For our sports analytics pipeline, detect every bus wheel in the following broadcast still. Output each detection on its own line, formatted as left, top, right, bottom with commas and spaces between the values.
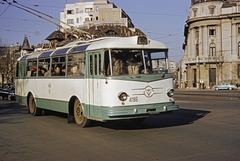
73, 99, 89, 127
28, 95, 41, 116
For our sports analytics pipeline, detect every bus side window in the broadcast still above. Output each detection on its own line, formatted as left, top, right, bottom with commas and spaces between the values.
104, 51, 110, 76
94, 54, 98, 75
51, 56, 65, 76
38, 59, 49, 77
67, 53, 85, 77
27, 61, 37, 77
90, 55, 93, 75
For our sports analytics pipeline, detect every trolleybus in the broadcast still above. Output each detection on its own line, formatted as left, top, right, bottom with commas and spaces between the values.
15, 36, 179, 127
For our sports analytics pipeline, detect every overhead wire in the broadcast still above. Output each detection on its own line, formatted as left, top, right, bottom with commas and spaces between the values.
12, 0, 89, 35
0, 3, 10, 16
1, 0, 90, 39
2, 0, 61, 28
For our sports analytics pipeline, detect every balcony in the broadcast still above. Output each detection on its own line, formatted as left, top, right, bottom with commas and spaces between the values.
191, 0, 223, 5
184, 56, 224, 64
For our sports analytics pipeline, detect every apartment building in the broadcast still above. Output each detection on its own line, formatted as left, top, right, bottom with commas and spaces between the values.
60, 0, 134, 29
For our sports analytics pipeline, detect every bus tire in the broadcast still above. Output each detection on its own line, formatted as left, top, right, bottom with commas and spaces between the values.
73, 98, 89, 127
28, 94, 41, 116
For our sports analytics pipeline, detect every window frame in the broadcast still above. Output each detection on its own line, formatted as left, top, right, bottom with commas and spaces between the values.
209, 42, 216, 57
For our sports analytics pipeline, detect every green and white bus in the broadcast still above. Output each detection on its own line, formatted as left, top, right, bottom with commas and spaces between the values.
15, 36, 179, 127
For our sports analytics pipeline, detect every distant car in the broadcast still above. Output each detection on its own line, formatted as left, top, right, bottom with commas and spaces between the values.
213, 82, 237, 90
0, 83, 15, 100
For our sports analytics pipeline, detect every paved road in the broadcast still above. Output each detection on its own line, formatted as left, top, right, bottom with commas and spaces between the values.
0, 91, 240, 161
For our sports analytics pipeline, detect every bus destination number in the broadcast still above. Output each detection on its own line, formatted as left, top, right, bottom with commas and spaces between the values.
129, 97, 138, 102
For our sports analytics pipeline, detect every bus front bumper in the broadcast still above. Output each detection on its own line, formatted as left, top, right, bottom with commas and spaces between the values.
100, 102, 179, 121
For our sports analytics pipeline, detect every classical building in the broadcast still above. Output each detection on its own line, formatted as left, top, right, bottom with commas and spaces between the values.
182, 0, 240, 89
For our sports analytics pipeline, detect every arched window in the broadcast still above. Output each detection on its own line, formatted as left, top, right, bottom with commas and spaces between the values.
238, 42, 240, 56
209, 43, 216, 57
105, 30, 118, 37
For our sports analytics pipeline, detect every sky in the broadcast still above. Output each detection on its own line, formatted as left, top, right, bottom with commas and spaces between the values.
0, 0, 191, 62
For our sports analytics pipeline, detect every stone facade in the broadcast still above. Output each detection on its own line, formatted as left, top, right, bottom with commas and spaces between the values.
0, 36, 33, 85
0, 45, 21, 86
182, 0, 240, 89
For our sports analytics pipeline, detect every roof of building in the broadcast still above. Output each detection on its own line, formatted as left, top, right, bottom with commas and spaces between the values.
22, 36, 33, 51
45, 30, 65, 41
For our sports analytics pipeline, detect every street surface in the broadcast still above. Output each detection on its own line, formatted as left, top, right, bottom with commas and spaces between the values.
0, 90, 240, 161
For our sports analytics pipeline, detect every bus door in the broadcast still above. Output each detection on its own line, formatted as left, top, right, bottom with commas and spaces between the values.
87, 51, 102, 118
16, 61, 27, 104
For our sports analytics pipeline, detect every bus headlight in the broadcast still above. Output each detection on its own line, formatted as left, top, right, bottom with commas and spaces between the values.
118, 92, 128, 101
167, 89, 174, 97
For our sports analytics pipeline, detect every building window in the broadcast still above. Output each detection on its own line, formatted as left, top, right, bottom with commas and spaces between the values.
209, 8, 214, 14
238, 5, 240, 12
96, 6, 99, 12
196, 44, 199, 57
67, 10, 74, 14
208, 5, 216, 15
192, 8, 198, 18
209, 43, 216, 57
195, 27, 199, 38
96, 16, 98, 21
76, 18, 79, 23
238, 64, 240, 78
238, 24, 240, 34
67, 19, 74, 24
238, 42, 240, 56
209, 26, 216, 36
85, 8, 93, 13
194, 10, 197, 17
85, 17, 90, 21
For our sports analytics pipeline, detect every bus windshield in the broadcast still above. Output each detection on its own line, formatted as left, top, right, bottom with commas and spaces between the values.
104, 49, 170, 76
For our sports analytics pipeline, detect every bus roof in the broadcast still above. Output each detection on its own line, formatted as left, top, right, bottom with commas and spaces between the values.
19, 36, 168, 60
85, 36, 168, 51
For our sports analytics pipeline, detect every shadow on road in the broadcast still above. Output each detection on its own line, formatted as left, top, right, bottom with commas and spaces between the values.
88, 108, 211, 130
0, 100, 27, 115
0, 100, 211, 130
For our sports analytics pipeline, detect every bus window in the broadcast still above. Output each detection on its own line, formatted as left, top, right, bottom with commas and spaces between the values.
105, 50, 143, 76
94, 55, 98, 75
144, 50, 170, 74
89, 55, 93, 75
67, 53, 85, 76
38, 59, 50, 76
15, 61, 19, 78
99, 54, 101, 75
52, 56, 66, 76
27, 60, 37, 77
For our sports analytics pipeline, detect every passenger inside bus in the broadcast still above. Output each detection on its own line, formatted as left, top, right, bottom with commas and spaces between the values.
37, 66, 47, 76
44, 67, 51, 76
52, 66, 64, 76
108, 54, 122, 76
40, 67, 47, 76
31, 66, 37, 76
126, 54, 142, 74
69, 65, 78, 76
